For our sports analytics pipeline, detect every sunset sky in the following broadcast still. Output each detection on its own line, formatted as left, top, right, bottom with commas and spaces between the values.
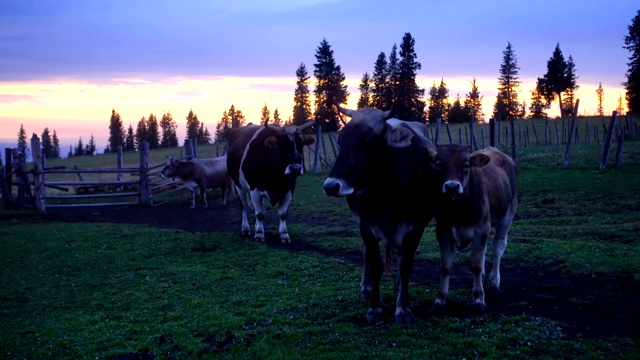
0, 0, 637, 155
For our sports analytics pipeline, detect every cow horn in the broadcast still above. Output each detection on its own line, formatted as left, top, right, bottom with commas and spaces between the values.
265, 124, 282, 132
297, 120, 315, 131
333, 101, 355, 118
382, 109, 393, 120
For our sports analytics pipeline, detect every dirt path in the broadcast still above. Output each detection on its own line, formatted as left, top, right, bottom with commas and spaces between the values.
44, 200, 640, 340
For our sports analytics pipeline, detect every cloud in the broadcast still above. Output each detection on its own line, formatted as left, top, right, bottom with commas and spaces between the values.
0, 94, 41, 103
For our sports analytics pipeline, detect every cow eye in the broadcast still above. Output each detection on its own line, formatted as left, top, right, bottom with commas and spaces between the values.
434, 160, 443, 171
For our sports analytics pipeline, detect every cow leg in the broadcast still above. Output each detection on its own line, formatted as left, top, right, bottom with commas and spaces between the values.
360, 227, 384, 325
277, 191, 293, 243
200, 185, 208, 209
487, 213, 513, 293
395, 230, 421, 325
220, 185, 227, 206
188, 186, 197, 210
470, 230, 489, 313
236, 186, 251, 235
433, 224, 455, 314
250, 190, 266, 242
359, 241, 372, 299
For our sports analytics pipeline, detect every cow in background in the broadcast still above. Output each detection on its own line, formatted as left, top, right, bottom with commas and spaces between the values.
160, 156, 234, 209
323, 105, 437, 325
227, 121, 315, 243
427, 144, 518, 313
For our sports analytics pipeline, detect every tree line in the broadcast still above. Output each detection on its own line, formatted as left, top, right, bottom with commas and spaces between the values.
15, 10, 640, 157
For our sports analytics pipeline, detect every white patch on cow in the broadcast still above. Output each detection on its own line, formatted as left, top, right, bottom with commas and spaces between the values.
323, 177, 353, 196
238, 126, 266, 192
236, 185, 251, 234
394, 222, 414, 246
278, 190, 293, 243
250, 189, 269, 241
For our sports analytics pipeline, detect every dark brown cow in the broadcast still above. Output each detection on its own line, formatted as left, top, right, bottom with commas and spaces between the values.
226, 122, 315, 243
323, 105, 437, 325
427, 144, 518, 313
160, 156, 233, 209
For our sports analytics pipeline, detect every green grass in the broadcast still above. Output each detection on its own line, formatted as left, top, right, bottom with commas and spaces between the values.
2, 137, 640, 358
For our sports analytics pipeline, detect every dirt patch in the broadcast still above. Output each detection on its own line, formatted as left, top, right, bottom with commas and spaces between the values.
43, 199, 640, 340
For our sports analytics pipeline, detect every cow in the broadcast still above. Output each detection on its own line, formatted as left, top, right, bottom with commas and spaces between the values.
226, 121, 315, 243
160, 156, 234, 209
322, 105, 437, 325
427, 144, 518, 313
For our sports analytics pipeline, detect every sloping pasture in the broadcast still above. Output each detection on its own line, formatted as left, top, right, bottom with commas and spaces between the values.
1, 142, 639, 359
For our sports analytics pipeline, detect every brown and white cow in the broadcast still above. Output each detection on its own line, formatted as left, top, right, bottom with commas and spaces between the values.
160, 156, 234, 209
226, 121, 315, 243
323, 105, 437, 325
427, 144, 518, 313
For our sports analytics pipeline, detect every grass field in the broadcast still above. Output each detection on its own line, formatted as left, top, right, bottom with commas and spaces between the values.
1, 124, 640, 359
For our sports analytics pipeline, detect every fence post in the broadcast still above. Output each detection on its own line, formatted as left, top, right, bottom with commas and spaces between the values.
470, 114, 479, 151
30, 134, 46, 211
117, 146, 123, 182
139, 141, 150, 205
562, 99, 580, 168
509, 117, 516, 162
445, 122, 453, 144
600, 111, 619, 169
12, 148, 32, 208
313, 125, 322, 174
489, 118, 495, 147
0, 151, 12, 209
614, 127, 625, 168
4, 148, 12, 197
435, 118, 441, 144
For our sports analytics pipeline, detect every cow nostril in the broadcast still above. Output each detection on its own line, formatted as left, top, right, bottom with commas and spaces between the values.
323, 182, 340, 195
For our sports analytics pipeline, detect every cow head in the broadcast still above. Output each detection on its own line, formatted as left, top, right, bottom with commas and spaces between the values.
160, 156, 180, 178
323, 105, 417, 197
429, 144, 490, 200
264, 121, 315, 177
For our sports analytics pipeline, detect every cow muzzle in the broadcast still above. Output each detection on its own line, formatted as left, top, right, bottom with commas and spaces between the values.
285, 163, 304, 176
442, 180, 463, 199
323, 177, 353, 197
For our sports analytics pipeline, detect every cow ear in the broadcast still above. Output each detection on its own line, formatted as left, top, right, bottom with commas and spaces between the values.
385, 127, 413, 148
264, 136, 278, 149
470, 153, 490, 168
303, 135, 315, 146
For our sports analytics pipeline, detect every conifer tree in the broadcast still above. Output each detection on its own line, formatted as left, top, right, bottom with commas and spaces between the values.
74, 137, 84, 157
596, 83, 605, 116
41, 127, 54, 159
561, 55, 579, 117
160, 112, 179, 147
185, 109, 200, 141
428, 79, 449, 123
108, 109, 125, 153
292, 63, 313, 126
313, 38, 349, 132
17, 124, 27, 155
529, 78, 551, 118
447, 95, 467, 123
495, 42, 521, 119
540, 43, 572, 116
215, 110, 231, 143
272, 108, 282, 126
84, 135, 96, 156
135, 117, 147, 150
52, 130, 61, 159
260, 103, 270, 124
146, 113, 160, 148
395, 32, 426, 122
67, 145, 73, 158
386, 44, 399, 111
197, 123, 211, 144
357, 72, 372, 108
126, 124, 136, 151
624, 10, 640, 114
370, 52, 389, 109
464, 78, 484, 121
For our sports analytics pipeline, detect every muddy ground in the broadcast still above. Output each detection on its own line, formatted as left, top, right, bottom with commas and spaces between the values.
40, 198, 640, 341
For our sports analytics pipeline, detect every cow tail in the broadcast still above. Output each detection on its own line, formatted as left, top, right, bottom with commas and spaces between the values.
385, 245, 392, 273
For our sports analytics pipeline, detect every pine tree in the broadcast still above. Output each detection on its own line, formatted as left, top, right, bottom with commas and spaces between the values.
41, 127, 53, 159
370, 52, 389, 109
197, 123, 211, 144
617, 94, 626, 115
464, 78, 484, 121
74, 137, 84, 156
108, 109, 125, 153
134, 117, 147, 150
84, 135, 96, 156
313, 38, 349, 132
428, 79, 450, 123
17, 124, 27, 155
52, 130, 61, 159
272, 108, 282, 126
185, 109, 200, 141
624, 10, 640, 114
260, 103, 271, 125
357, 72, 372, 108
229, 105, 246, 129
146, 113, 160, 148
495, 42, 521, 119
386, 44, 399, 111
125, 124, 136, 151
529, 78, 551, 118
561, 55, 579, 117
67, 145, 73, 158
215, 110, 231, 143
596, 83, 605, 116
160, 112, 178, 147
540, 43, 572, 116
447, 95, 467, 124
395, 32, 426, 122
292, 63, 313, 127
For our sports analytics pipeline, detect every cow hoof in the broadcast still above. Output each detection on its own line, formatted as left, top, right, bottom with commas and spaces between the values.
395, 308, 414, 325
486, 286, 501, 298
365, 308, 384, 325
431, 302, 446, 316
472, 302, 487, 315
280, 234, 291, 244
253, 233, 265, 242
241, 230, 251, 237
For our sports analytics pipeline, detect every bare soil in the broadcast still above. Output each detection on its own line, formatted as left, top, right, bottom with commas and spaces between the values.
42, 199, 640, 340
